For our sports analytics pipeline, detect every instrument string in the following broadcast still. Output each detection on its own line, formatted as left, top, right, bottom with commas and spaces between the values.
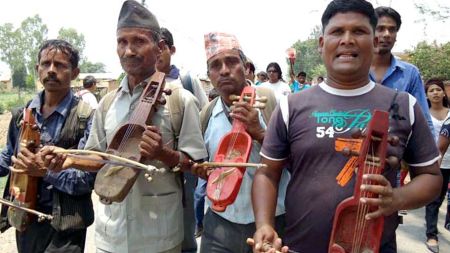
117, 82, 162, 154
214, 92, 255, 200
116, 84, 154, 153
352, 135, 376, 253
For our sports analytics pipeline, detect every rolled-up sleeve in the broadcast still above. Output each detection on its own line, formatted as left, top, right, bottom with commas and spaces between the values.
0, 114, 19, 177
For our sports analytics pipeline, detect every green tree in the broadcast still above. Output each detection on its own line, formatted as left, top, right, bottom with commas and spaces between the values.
20, 15, 48, 88
0, 15, 47, 90
57, 27, 86, 60
288, 25, 323, 81
0, 23, 25, 82
12, 64, 27, 90
408, 41, 450, 81
80, 61, 106, 73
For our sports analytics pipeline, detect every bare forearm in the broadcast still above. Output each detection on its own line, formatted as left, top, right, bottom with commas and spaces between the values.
395, 169, 442, 210
253, 172, 279, 228
63, 154, 104, 172
252, 159, 284, 229
158, 147, 184, 169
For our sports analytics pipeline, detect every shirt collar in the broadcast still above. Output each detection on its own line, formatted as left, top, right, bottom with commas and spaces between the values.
319, 80, 375, 97
211, 97, 229, 118
119, 74, 154, 94
29, 90, 74, 118
167, 65, 180, 79
390, 55, 406, 71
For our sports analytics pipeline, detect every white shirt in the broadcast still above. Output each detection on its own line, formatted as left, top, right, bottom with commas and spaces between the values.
76, 89, 98, 109
260, 80, 291, 104
85, 75, 207, 253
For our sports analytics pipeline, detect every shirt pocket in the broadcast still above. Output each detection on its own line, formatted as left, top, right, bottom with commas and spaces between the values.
134, 192, 183, 242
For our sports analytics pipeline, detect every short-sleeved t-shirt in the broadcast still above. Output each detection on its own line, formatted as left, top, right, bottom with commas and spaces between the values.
261, 81, 439, 253
439, 117, 450, 169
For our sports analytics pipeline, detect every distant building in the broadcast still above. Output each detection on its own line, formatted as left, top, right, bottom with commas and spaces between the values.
0, 71, 13, 91
35, 72, 119, 98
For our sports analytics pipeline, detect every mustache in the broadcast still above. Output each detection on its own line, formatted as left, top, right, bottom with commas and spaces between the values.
120, 56, 143, 64
43, 76, 60, 83
217, 77, 234, 84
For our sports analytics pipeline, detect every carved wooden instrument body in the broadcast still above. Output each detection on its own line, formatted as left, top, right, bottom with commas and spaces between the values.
328, 110, 389, 253
94, 72, 167, 204
8, 108, 40, 231
206, 86, 255, 212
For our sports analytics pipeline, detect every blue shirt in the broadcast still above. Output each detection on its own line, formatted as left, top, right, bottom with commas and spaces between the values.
369, 56, 435, 137
204, 97, 289, 224
290, 80, 311, 93
0, 90, 94, 208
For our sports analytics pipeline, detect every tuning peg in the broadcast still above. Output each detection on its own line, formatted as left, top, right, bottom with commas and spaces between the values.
144, 173, 153, 182
253, 104, 266, 109
230, 94, 259, 102
341, 147, 359, 157
255, 96, 268, 103
350, 128, 365, 139
385, 156, 400, 169
388, 136, 400, 146
157, 97, 167, 105
163, 89, 172, 96
229, 94, 240, 101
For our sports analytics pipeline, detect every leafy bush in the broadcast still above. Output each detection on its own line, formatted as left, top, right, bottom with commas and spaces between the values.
0, 103, 4, 115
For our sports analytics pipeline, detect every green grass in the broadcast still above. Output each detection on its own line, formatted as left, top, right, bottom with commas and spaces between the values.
0, 90, 35, 114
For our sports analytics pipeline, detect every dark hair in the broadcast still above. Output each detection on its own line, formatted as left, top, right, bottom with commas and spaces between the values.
38, 39, 80, 68
83, 75, 97, 88
266, 62, 283, 81
425, 78, 449, 108
318, 76, 324, 81
160, 27, 174, 47
297, 71, 306, 77
321, 0, 377, 32
375, 6, 402, 31
245, 61, 255, 74
257, 71, 267, 78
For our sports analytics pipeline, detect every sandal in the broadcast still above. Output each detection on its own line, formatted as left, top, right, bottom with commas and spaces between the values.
425, 238, 439, 253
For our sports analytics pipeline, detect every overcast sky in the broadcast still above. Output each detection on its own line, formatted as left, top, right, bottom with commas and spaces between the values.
0, 0, 449, 77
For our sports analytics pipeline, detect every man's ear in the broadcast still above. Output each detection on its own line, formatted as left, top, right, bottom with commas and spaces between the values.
71, 67, 80, 80
157, 39, 165, 55
318, 36, 324, 55
170, 45, 176, 55
373, 35, 379, 49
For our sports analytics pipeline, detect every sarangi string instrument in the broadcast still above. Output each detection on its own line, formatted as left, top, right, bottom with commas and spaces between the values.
7, 108, 43, 231
328, 110, 399, 253
206, 86, 260, 212
94, 72, 171, 204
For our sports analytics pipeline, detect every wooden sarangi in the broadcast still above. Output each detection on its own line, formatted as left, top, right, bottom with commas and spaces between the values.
328, 110, 389, 253
94, 72, 169, 204
206, 86, 256, 212
7, 108, 41, 231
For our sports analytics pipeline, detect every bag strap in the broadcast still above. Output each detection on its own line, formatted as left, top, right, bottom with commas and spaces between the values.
199, 97, 219, 136
165, 81, 184, 149
99, 88, 120, 124
180, 72, 194, 94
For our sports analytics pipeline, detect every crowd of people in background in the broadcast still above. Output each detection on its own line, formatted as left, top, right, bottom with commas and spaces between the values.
0, 0, 449, 253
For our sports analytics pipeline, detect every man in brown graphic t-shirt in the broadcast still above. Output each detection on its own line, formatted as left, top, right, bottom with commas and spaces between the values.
250, 1, 442, 253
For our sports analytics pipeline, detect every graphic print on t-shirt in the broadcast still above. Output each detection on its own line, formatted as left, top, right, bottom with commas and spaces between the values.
311, 109, 372, 138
